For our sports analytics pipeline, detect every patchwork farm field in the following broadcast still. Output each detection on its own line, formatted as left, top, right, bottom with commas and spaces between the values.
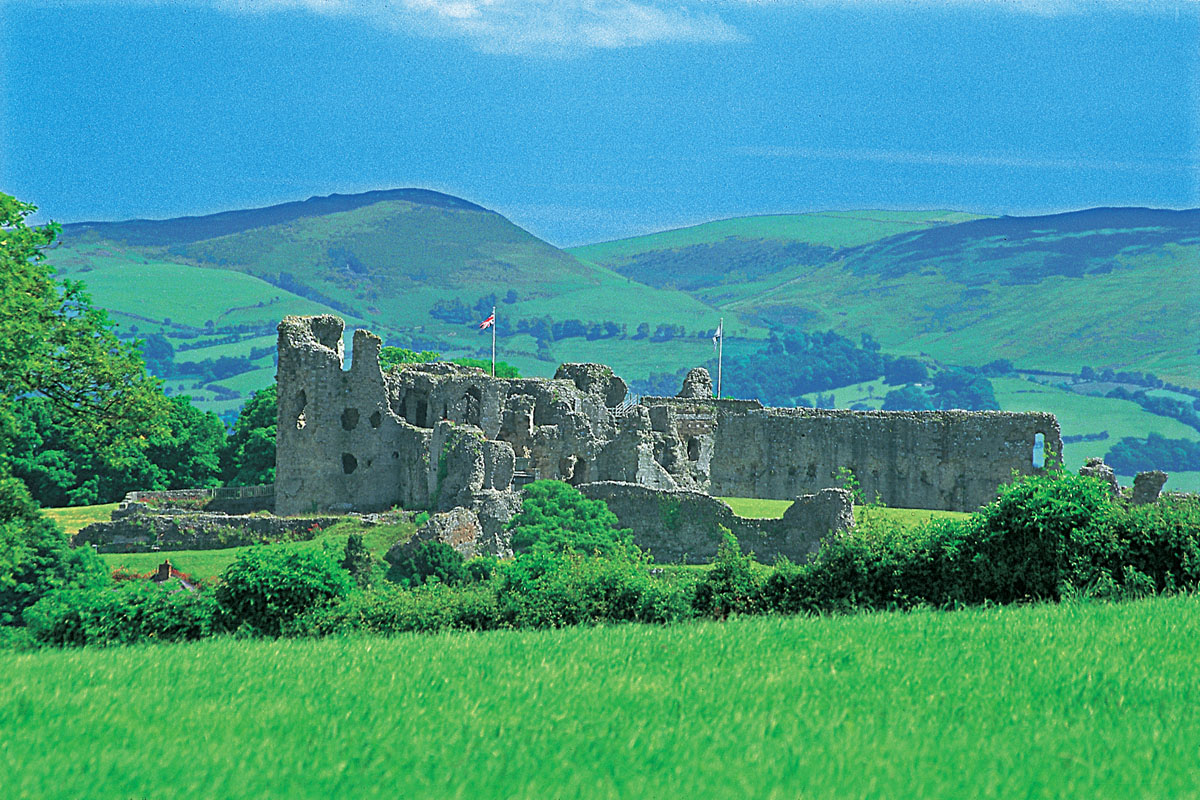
4, 595, 1198, 799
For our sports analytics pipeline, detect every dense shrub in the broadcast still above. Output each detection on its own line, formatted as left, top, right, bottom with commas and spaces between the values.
965, 471, 1118, 602
1105, 494, 1200, 593
0, 469, 108, 625
291, 582, 503, 636
215, 547, 353, 636
757, 472, 1129, 612
23, 582, 219, 646
340, 533, 377, 589
508, 481, 637, 559
497, 551, 691, 628
692, 532, 764, 618
386, 540, 468, 587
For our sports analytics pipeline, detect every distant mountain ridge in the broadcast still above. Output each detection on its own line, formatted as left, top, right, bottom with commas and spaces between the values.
60, 188, 489, 247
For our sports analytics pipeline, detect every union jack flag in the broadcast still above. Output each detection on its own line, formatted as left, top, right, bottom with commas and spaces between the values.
479, 313, 495, 330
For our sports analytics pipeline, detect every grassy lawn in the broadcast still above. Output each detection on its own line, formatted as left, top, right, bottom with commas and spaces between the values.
3, 595, 1197, 798
42, 503, 118, 535
718, 497, 971, 525
97, 518, 414, 580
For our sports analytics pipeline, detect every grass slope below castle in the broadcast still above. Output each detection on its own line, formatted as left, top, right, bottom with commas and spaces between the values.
4, 595, 1198, 799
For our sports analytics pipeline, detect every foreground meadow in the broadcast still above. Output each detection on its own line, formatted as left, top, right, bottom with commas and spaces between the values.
4, 594, 1198, 799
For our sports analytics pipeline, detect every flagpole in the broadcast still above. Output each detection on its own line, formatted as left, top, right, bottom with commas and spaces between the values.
717, 317, 723, 399
491, 306, 496, 377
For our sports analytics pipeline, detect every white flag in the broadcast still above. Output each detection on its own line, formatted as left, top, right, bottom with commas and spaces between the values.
712, 322, 723, 351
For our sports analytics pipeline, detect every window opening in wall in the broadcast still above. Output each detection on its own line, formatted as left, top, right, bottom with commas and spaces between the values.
370, 411, 382, 428
687, 436, 700, 462
414, 398, 428, 426
342, 453, 358, 474
1032, 432, 1045, 469
342, 408, 360, 431
295, 390, 308, 430
569, 457, 589, 486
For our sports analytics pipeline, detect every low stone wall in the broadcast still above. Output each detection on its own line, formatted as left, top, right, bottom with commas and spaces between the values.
74, 511, 343, 553
579, 481, 853, 564
124, 486, 275, 515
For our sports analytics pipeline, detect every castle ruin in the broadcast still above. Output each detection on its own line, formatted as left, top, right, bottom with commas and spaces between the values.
275, 315, 1062, 561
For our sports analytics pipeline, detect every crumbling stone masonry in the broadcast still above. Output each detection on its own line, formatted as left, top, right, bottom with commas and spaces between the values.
274, 316, 1064, 525
579, 482, 854, 564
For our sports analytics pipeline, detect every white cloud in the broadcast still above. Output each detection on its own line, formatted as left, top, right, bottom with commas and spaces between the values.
208, 0, 745, 54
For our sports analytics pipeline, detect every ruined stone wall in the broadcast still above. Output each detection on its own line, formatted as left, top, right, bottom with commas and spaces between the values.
274, 317, 1062, 518
579, 481, 853, 564
276, 316, 434, 515
75, 511, 342, 553
710, 408, 1062, 512
274, 317, 670, 515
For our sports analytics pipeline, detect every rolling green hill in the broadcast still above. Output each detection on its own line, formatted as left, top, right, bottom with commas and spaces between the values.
571, 207, 1200, 389
51, 189, 730, 419
46, 191, 1200, 483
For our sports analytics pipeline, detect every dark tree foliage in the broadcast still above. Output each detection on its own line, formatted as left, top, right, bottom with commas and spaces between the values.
884, 356, 928, 385
341, 533, 376, 589
717, 329, 884, 406
220, 385, 277, 487
386, 540, 468, 587
928, 368, 999, 410
140, 333, 175, 378
0, 467, 108, 626
1106, 433, 1200, 474
4, 394, 224, 507
215, 547, 352, 636
882, 384, 935, 411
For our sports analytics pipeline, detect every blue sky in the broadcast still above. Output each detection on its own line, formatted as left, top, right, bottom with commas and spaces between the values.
1, 0, 1197, 245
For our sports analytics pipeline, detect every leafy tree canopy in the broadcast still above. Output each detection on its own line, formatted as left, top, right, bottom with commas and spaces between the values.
508, 480, 637, 560
0, 193, 167, 459
220, 385, 277, 487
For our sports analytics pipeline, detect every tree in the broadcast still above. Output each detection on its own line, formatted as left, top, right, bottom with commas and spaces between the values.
884, 356, 928, 385
0, 467, 108, 625
0, 193, 167, 458
507, 480, 636, 560
379, 347, 440, 371
882, 385, 935, 411
221, 386, 277, 486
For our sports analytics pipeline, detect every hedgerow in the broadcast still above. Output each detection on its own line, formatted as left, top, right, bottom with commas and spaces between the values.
6, 474, 1199, 648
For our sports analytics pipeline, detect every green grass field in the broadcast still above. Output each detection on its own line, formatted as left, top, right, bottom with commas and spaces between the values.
42, 504, 118, 535
95, 518, 414, 580
3, 595, 1197, 798
718, 497, 972, 526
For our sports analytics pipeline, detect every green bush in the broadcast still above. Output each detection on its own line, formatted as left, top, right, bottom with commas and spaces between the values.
964, 471, 1119, 602
291, 583, 503, 636
216, 547, 353, 636
386, 540, 468, 587
0, 469, 108, 626
340, 533, 376, 589
692, 532, 764, 618
23, 583, 219, 647
498, 551, 691, 629
508, 480, 638, 560
1106, 494, 1200, 593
